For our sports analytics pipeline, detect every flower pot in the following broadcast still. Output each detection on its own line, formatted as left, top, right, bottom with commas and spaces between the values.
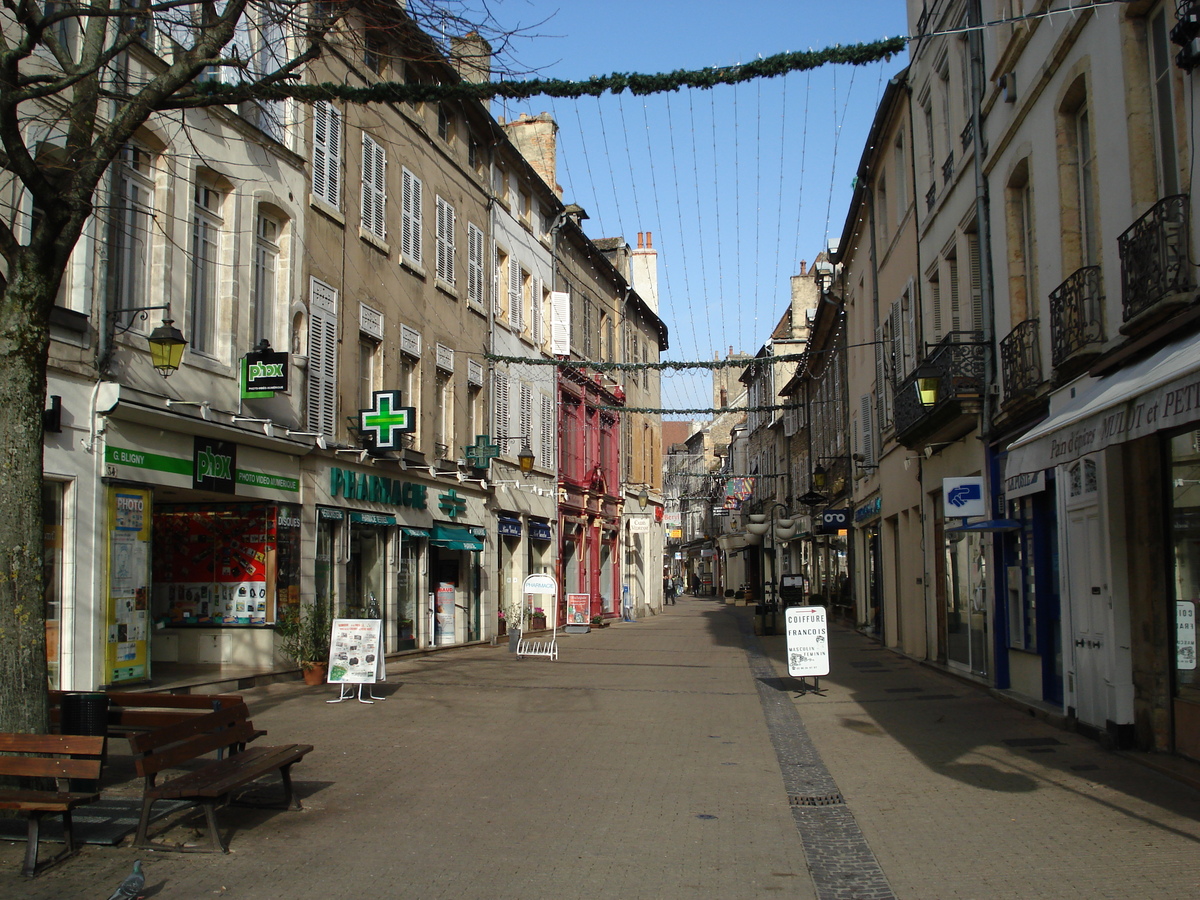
498, 618, 507, 636
530, 616, 547, 630
301, 662, 328, 685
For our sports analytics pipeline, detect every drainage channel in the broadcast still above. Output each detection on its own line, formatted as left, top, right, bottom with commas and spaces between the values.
736, 610, 896, 900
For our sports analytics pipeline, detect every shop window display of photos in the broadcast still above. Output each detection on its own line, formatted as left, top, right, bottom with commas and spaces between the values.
153, 503, 301, 626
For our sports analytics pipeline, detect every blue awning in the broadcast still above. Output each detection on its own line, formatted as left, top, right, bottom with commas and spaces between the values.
945, 519, 1021, 533
529, 521, 552, 541
498, 516, 522, 537
430, 524, 484, 551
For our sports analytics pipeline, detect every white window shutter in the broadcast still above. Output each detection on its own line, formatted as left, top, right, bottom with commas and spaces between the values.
492, 372, 509, 437
540, 394, 554, 468
313, 102, 341, 209
307, 278, 339, 438
361, 134, 385, 240
493, 244, 503, 318
508, 257, 522, 331
520, 383, 533, 444
467, 223, 484, 305
401, 168, 422, 264
531, 275, 543, 345
551, 290, 570, 355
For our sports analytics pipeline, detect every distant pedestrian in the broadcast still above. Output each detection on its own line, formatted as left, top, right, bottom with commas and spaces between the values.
690, 574, 700, 596
664, 577, 676, 605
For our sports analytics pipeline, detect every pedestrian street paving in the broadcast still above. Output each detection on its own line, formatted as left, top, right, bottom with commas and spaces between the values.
4, 596, 1200, 899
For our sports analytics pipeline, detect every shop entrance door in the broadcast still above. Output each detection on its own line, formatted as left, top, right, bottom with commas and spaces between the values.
1064, 457, 1107, 729
945, 530, 988, 677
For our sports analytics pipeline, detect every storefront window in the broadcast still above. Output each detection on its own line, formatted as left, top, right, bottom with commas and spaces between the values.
347, 521, 386, 620
315, 514, 338, 622
397, 537, 419, 649
153, 503, 298, 626
1171, 430, 1200, 702
43, 481, 64, 689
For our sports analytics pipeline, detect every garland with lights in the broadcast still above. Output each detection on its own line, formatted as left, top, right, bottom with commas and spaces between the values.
194, 38, 907, 105
485, 352, 805, 371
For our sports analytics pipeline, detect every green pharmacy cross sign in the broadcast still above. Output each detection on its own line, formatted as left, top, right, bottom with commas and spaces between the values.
463, 434, 501, 469
359, 391, 416, 450
438, 488, 468, 519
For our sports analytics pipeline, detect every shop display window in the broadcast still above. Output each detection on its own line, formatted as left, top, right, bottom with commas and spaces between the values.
1171, 430, 1200, 702
43, 481, 64, 689
152, 503, 300, 626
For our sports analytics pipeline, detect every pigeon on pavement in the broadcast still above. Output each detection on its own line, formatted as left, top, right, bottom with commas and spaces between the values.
106, 859, 145, 900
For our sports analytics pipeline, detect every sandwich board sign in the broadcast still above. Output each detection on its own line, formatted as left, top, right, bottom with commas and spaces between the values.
785, 606, 830, 678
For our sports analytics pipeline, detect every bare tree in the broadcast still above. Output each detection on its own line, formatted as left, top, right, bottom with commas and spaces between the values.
0, 0, 528, 733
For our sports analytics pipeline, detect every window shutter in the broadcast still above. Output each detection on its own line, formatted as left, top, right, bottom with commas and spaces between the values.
520, 383, 533, 446
949, 254, 961, 332
967, 233, 983, 332
401, 168, 422, 264
313, 102, 341, 208
889, 299, 904, 381
361, 134, 385, 240
540, 394, 554, 470
492, 372, 509, 438
508, 257, 522, 331
902, 285, 917, 374
493, 245, 503, 318
875, 324, 892, 428
551, 290, 570, 355
307, 278, 339, 438
467, 223, 484, 305
930, 275, 942, 340
860, 395, 874, 466
531, 275, 543, 345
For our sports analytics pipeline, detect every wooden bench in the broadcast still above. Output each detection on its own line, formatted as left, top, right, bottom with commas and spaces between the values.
127, 702, 312, 853
0, 733, 105, 877
50, 690, 246, 736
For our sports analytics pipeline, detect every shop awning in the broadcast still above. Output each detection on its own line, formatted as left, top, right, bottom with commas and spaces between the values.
401, 527, 428, 538
1005, 335, 1200, 478
430, 524, 484, 551
529, 521, 552, 541
945, 519, 1021, 533
498, 516, 521, 537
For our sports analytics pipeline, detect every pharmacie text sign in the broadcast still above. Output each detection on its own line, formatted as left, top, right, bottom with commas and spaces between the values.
785, 606, 830, 677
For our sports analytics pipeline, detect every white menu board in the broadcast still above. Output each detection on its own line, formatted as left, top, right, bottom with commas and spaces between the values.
785, 606, 830, 677
328, 619, 384, 683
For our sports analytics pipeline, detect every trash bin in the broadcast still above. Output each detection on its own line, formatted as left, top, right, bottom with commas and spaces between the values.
60, 691, 108, 790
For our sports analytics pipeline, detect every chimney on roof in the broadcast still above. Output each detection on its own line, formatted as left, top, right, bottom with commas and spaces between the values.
631, 228, 659, 313
451, 32, 491, 84
502, 112, 561, 197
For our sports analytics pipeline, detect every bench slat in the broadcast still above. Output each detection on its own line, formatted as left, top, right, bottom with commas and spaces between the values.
0, 790, 100, 813
147, 744, 313, 800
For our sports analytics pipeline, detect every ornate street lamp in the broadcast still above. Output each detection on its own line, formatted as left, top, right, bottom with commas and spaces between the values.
147, 319, 188, 377
915, 363, 941, 408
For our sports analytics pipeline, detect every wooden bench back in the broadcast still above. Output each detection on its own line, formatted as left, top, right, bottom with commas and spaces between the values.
49, 691, 243, 733
0, 734, 105, 782
127, 703, 260, 779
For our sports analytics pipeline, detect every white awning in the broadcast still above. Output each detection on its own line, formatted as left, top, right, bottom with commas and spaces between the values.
1005, 336, 1200, 478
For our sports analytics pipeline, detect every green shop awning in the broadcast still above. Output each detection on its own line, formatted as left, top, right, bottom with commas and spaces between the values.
430, 524, 484, 551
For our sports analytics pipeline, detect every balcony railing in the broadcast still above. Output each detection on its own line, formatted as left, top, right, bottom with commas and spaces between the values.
1049, 265, 1104, 372
893, 331, 987, 444
926, 182, 937, 212
942, 151, 955, 186
1118, 194, 1193, 324
999, 318, 1041, 402
961, 118, 974, 152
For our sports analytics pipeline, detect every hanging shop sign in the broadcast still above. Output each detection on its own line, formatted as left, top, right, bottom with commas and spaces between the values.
629, 515, 651, 533
463, 434, 502, 468
529, 521, 552, 541
194, 437, 237, 493
241, 347, 289, 397
358, 390, 416, 450
942, 477, 987, 518
785, 606, 830, 677
817, 509, 850, 534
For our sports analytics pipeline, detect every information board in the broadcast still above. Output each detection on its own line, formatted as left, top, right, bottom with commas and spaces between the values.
785, 606, 830, 677
328, 618, 384, 683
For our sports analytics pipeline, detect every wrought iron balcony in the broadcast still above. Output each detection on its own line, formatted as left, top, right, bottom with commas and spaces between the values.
1049, 265, 1104, 375
961, 118, 974, 152
942, 152, 955, 186
1118, 194, 1193, 327
893, 331, 987, 448
999, 318, 1042, 403
926, 182, 937, 212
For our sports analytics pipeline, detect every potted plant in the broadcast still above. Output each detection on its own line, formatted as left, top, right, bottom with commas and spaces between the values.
590, 614, 607, 629
276, 599, 332, 685
497, 610, 507, 637
528, 607, 547, 630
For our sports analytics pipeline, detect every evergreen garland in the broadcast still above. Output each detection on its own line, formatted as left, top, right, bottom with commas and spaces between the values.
485, 352, 807, 371
196, 37, 907, 104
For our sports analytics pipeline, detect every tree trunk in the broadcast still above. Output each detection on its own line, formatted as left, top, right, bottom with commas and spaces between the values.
0, 260, 53, 735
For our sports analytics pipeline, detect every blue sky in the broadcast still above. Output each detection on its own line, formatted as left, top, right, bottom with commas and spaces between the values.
486, 1, 912, 415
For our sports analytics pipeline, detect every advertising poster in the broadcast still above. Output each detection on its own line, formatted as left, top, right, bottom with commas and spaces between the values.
328, 619, 384, 683
435, 582, 456, 645
107, 487, 152, 683
566, 593, 591, 626
153, 503, 276, 625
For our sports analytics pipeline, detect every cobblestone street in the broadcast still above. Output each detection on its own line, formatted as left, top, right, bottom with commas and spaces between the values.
4, 598, 1200, 899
